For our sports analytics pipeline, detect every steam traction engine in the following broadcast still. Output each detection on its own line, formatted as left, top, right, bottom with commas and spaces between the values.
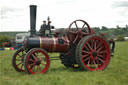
12, 5, 112, 74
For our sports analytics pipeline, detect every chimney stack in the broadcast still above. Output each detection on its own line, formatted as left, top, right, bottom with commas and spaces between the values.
30, 5, 37, 36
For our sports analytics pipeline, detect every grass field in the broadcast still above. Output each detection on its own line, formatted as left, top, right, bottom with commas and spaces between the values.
0, 41, 128, 85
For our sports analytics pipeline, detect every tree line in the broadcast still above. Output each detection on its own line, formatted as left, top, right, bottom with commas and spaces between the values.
92, 25, 128, 37
56, 25, 128, 38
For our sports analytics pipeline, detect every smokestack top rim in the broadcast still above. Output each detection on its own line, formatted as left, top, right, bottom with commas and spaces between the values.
30, 5, 37, 7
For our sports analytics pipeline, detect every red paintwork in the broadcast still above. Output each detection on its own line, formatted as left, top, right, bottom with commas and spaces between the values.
26, 49, 50, 74
40, 36, 69, 52
81, 36, 110, 71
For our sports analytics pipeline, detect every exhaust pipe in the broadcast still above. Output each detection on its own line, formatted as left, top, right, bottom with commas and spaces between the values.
30, 5, 37, 36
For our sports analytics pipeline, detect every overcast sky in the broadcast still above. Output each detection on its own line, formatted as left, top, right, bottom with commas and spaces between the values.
0, 0, 128, 32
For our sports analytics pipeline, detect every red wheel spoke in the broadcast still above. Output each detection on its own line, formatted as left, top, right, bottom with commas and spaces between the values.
17, 62, 23, 66
17, 54, 22, 57
86, 42, 93, 51
98, 50, 107, 54
83, 57, 90, 62
87, 60, 90, 65
39, 59, 43, 61
82, 32, 89, 35
82, 23, 86, 29
34, 53, 38, 58
90, 60, 93, 65
28, 59, 34, 62
82, 51, 91, 54
97, 46, 102, 52
91, 40, 94, 49
82, 54, 90, 58
29, 63, 36, 66
97, 54, 104, 58
32, 54, 38, 60
96, 42, 102, 50
84, 46, 90, 51
73, 35, 79, 44
97, 57, 104, 63
39, 54, 42, 60
36, 53, 38, 56
30, 65, 36, 71
34, 53, 39, 59
96, 59, 99, 65
74, 21, 79, 29
94, 40, 97, 51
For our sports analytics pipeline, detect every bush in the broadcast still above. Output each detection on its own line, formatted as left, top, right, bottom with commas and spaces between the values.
116, 35, 125, 41
0, 35, 11, 47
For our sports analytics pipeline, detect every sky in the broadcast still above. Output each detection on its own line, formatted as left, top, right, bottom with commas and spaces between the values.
0, 0, 128, 32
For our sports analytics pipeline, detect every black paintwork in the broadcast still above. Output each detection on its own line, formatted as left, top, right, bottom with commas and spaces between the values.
30, 5, 37, 36
24, 36, 40, 51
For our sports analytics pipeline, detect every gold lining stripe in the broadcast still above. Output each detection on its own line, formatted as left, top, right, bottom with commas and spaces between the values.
52, 37, 56, 51
39, 37, 42, 48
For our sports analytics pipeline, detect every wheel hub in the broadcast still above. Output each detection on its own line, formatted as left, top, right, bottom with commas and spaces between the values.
36, 60, 41, 65
92, 51, 97, 57
78, 31, 82, 35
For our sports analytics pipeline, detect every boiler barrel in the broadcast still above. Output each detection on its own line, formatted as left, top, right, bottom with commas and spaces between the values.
24, 36, 69, 52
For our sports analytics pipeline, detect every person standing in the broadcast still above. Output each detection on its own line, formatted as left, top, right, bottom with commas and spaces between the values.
39, 21, 47, 36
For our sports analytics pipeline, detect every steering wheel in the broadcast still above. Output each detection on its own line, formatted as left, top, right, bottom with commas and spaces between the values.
67, 19, 92, 44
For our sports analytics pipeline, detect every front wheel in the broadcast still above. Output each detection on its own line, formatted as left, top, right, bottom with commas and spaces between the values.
76, 35, 111, 71
24, 48, 50, 74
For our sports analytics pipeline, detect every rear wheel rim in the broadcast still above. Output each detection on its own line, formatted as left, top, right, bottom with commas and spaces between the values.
81, 36, 110, 71
26, 49, 50, 74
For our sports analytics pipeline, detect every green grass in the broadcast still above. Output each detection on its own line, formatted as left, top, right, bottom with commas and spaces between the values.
0, 41, 128, 85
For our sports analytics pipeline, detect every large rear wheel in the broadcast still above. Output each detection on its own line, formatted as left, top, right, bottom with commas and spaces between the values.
76, 35, 111, 71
